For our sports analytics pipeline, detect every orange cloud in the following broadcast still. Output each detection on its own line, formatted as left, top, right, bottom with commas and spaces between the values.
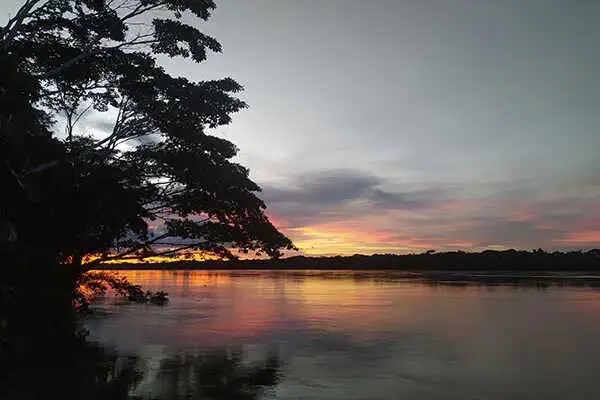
559, 230, 600, 245
287, 220, 438, 255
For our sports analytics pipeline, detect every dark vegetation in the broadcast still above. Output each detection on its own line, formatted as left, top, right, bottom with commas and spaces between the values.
0, 0, 293, 267
102, 248, 600, 271
0, 1, 291, 397
0, 0, 293, 312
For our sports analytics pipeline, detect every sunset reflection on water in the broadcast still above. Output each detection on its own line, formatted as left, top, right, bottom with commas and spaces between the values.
86, 270, 600, 400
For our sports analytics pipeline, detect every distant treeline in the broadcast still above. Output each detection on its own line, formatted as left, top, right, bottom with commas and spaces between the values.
100, 249, 600, 271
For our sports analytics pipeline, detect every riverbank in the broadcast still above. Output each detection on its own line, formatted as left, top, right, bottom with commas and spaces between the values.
95, 249, 600, 271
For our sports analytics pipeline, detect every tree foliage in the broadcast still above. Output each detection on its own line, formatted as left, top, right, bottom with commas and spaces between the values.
0, 0, 295, 267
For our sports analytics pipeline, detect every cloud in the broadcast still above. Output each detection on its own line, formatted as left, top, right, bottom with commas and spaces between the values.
261, 170, 600, 255
558, 230, 600, 247
467, 219, 560, 249
263, 169, 442, 229
86, 119, 115, 134
370, 187, 442, 210
264, 169, 379, 205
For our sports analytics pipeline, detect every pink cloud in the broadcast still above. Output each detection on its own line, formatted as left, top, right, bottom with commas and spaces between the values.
558, 230, 600, 245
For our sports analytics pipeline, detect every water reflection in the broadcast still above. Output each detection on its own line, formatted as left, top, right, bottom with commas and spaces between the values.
131, 347, 280, 400
1, 338, 280, 400
83, 270, 600, 399
110, 269, 600, 290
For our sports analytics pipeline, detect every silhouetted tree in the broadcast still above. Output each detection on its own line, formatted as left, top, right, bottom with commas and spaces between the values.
0, 0, 295, 269
151, 249, 600, 272
0, 1, 297, 365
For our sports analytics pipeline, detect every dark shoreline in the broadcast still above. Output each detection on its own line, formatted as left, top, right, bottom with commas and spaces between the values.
95, 249, 600, 271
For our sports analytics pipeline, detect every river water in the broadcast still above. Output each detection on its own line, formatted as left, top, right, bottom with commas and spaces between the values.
86, 270, 600, 399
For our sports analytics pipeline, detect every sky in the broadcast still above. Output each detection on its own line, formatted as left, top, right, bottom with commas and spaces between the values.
3, 0, 600, 255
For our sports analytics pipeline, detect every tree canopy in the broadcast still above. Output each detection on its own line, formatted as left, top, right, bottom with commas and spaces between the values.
0, 0, 295, 266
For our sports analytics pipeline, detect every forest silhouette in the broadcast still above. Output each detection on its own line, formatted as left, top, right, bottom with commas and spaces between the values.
104, 249, 600, 272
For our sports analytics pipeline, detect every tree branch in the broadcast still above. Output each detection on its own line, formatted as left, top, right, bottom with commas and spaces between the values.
98, 231, 171, 262
1, 0, 48, 49
39, 1, 169, 79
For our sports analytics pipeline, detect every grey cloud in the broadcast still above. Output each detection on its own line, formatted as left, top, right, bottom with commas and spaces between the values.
262, 169, 442, 228
264, 169, 379, 205
468, 219, 559, 249
263, 168, 600, 251
86, 119, 115, 133
264, 169, 439, 209
370, 188, 441, 210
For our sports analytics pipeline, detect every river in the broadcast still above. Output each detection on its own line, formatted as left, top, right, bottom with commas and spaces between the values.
86, 270, 600, 399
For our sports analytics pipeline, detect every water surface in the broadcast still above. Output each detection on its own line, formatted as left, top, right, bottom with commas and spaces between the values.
87, 270, 600, 399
